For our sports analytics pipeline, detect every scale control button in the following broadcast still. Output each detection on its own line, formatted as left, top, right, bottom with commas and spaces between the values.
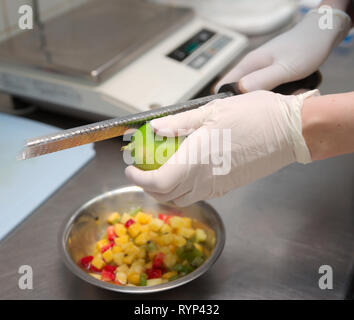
209, 36, 232, 52
168, 50, 187, 62
188, 53, 210, 69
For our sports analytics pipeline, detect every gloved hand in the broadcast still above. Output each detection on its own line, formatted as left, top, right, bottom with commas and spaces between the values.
215, 8, 351, 93
125, 89, 319, 207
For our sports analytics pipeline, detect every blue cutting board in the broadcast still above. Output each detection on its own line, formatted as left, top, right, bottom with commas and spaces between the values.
0, 113, 95, 241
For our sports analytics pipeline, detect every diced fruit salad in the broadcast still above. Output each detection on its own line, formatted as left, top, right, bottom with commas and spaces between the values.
78, 208, 212, 287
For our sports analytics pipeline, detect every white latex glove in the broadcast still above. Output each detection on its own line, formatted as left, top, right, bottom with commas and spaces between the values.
125, 89, 319, 207
215, 8, 351, 93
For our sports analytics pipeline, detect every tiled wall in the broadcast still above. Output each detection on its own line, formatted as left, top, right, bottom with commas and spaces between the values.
0, 0, 89, 42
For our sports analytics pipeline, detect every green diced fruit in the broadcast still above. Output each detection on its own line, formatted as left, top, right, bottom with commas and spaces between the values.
191, 255, 205, 268
173, 264, 185, 273
173, 262, 195, 275
129, 207, 141, 216
139, 273, 147, 286
168, 274, 179, 282
185, 240, 194, 250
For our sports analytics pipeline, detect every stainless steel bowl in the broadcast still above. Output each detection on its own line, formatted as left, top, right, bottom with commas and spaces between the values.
60, 185, 225, 294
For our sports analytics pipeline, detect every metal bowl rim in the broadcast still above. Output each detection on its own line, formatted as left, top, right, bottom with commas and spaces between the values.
59, 185, 225, 294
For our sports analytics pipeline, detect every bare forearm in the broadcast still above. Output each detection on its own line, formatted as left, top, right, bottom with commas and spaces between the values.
302, 92, 354, 160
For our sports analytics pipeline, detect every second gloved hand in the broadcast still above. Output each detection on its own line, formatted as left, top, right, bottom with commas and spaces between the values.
215, 8, 351, 93
125, 90, 318, 207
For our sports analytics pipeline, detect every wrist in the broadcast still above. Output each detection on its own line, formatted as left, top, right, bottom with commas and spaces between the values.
301, 97, 330, 161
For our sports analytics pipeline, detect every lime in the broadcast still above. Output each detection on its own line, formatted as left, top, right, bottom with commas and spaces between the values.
123, 122, 185, 171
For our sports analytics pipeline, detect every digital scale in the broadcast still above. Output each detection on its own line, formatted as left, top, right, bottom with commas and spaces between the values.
0, 0, 248, 119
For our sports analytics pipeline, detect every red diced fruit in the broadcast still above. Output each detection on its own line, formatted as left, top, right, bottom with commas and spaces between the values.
146, 268, 162, 279
158, 214, 171, 223
153, 252, 165, 269
90, 265, 102, 273
80, 256, 93, 269
101, 242, 114, 253
103, 265, 117, 273
125, 219, 135, 228
101, 269, 115, 282
107, 226, 117, 241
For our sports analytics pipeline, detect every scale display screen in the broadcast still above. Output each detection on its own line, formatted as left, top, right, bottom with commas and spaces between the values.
167, 29, 215, 62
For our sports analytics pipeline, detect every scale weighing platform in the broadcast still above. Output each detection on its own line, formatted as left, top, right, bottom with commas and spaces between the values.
0, 0, 248, 119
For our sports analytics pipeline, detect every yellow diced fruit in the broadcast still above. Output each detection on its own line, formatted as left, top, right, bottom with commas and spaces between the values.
135, 232, 150, 245
114, 223, 127, 237
145, 261, 153, 269
136, 258, 145, 266
121, 242, 132, 251
146, 278, 163, 286
113, 252, 124, 265
107, 212, 120, 224
91, 255, 106, 270
121, 213, 133, 224
154, 236, 163, 246
89, 273, 101, 280
148, 251, 157, 260
128, 272, 141, 285
173, 235, 187, 247
164, 253, 177, 269
162, 271, 177, 280
116, 272, 127, 285
102, 249, 113, 263
117, 264, 130, 273
136, 212, 152, 225
203, 247, 211, 257
123, 255, 135, 265
170, 216, 191, 229
169, 216, 184, 229
114, 235, 129, 245
128, 223, 142, 238
181, 217, 192, 228
112, 245, 123, 254
130, 261, 144, 274
162, 234, 173, 245
178, 227, 195, 239
125, 244, 140, 256
194, 243, 203, 252
140, 225, 149, 233
169, 244, 177, 253
195, 228, 207, 242
149, 218, 164, 232
96, 239, 109, 251
149, 231, 158, 241
160, 223, 172, 234
160, 246, 170, 255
